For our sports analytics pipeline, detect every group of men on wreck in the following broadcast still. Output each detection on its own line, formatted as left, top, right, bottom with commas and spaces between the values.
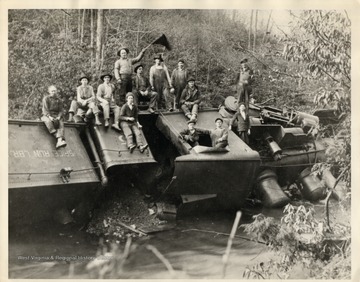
42, 46, 253, 152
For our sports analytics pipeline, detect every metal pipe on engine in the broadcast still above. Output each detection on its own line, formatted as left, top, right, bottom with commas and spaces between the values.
85, 128, 108, 187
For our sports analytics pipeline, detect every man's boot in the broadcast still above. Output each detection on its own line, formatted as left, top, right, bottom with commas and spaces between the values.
190, 114, 197, 122
67, 112, 74, 122
95, 114, 102, 126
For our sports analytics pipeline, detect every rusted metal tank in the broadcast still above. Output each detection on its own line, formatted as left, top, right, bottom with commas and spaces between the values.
156, 109, 261, 210
8, 120, 102, 225
298, 167, 327, 201
256, 169, 290, 208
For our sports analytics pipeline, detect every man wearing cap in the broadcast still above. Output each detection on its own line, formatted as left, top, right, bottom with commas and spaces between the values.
97, 73, 121, 129
119, 92, 149, 153
171, 59, 189, 109
179, 120, 202, 148
41, 85, 67, 149
200, 118, 229, 149
218, 96, 239, 127
68, 74, 102, 125
230, 102, 251, 144
133, 64, 158, 113
179, 76, 201, 122
114, 47, 147, 107
236, 58, 254, 111
149, 54, 173, 110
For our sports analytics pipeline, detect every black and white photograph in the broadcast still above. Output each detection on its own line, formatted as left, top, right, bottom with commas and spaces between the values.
2, 0, 359, 280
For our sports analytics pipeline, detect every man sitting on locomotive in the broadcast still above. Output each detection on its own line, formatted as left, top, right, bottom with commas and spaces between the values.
119, 92, 149, 153
132, 64, 158, 114
201, 118, 229, 149
179, 76, 201, 122
179, 120, 202, 147
41, 85, 67, 149
68, 74, 102, 125
96, 73, 121, 130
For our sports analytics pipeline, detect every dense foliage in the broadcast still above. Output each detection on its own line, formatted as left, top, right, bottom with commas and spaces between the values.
283, 10, 351, 188
242, 204, 351, 279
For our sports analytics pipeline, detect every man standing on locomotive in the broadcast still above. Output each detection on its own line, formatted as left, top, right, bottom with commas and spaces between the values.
236, 58, 254, 112
170, 59, 189, 110
41, 85, 67, 149
149, 54, 173, 111
114, 47, 147, 107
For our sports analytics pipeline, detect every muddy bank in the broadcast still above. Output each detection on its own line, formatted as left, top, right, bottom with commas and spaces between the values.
86, 183, 171, 241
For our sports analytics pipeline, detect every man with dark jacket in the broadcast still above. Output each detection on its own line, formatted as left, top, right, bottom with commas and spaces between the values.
132, 64, 158, 113
179, 120, 202, 147
230, 102, 251, 144
41, 85, 66, 149
179, 77, 201, 122
119, 92, 149, 153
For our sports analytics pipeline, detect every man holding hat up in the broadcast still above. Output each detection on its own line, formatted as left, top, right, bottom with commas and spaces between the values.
119, 92, 149, 153
97, 73, 121, 129
114, 46, 147, 107
133, 64, 158, 113
179, 76, 201, 122
171, 59, 189, 109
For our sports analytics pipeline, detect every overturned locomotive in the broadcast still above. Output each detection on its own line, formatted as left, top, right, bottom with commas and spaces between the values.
8, 97, 339, 225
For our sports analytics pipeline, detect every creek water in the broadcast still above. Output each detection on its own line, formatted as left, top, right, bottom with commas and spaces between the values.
8, 207, 281, 279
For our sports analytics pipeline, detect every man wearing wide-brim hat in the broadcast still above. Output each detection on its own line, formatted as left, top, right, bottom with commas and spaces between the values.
236, 57, 254, 112
133, 64, 158, 114
97, 73, 121, 129
170, 58, 189, 110
68, 73, 102, 125
179, 76, 201, 122
149, 53, 173, 111
114, 46, 148, 107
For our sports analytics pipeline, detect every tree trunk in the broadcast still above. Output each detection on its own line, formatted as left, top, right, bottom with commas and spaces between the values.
248, 10, 253, 50
262, 11, 272, 43
195, 37, 200, 78
206, 58, 211, 95
100, 13, 108, 72
63, 12, 67, 40
253, 10, 258, 51
81, 9, 86, 44
232, 10, 237, 22
135, 18, 141, 54
96, 9, 104, 76
90, 9, 95, 70
78, 9, 81, 39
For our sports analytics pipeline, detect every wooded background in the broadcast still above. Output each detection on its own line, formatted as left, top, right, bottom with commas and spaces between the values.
8, 9, 351, 184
